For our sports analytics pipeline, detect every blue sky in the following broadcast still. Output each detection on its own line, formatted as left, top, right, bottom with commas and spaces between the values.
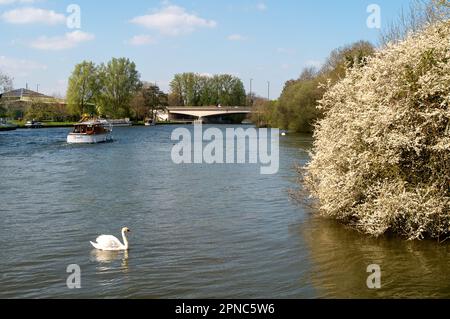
0, 0, 412, 98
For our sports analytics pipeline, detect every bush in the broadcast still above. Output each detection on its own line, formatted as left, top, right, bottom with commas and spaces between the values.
304, 21, 450, 241
263, 41, 375, 133
276, 78, 323, 133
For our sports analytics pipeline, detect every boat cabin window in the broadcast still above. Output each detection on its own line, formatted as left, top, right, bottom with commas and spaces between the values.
73, 125, 86, 134
73, 124, 107, 134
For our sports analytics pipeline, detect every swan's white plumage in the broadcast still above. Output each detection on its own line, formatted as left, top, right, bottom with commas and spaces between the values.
90, 227, 130, 251
92, 235, 123, 250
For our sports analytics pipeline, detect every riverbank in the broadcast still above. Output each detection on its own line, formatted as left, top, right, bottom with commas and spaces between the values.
0, 126, 17, 131
11, 121, 77, 129
9, 121, 185, 129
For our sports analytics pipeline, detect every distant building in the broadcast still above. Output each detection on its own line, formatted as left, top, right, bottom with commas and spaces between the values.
0, 88, 66, 119
0, 88, 65, 105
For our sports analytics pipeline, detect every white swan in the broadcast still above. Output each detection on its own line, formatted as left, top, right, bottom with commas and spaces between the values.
90, 227, 131, 251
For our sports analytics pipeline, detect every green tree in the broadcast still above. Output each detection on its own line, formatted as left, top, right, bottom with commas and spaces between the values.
131, 83, 168, 120
319, 41, 374, 83
0, 71, 13, 117
168, 74, 184, 106
198, 76, 215, 106
97, 58, 142, 118
66, 61, 99, 117
169, 73, 200, 106
25, 98, 51, 121
214, 74, 246, 106
250, 97, 275, 127
260, 41, 375, 133
130, 90, 146, 120
169, 73, 246, 106
277, 78, 323, 132
143, 83, 168, 120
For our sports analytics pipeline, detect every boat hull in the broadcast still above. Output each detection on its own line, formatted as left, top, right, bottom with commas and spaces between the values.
67, 133, 112, 144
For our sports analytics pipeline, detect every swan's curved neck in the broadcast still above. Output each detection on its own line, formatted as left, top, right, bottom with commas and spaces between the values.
122, 230, 129, 250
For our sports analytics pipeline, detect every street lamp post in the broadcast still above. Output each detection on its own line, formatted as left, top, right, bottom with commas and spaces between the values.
249, 78, 253, 107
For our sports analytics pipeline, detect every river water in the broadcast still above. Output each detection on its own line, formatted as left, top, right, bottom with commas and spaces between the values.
0, 126, 448, 298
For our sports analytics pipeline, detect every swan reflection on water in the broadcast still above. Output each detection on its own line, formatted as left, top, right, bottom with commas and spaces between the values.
90, 249, 129, 272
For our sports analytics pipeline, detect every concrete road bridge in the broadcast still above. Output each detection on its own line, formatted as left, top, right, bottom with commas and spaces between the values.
167, 107, 252, 123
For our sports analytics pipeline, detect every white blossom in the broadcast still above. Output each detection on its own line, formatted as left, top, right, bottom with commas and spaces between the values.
304, 20, 450, 240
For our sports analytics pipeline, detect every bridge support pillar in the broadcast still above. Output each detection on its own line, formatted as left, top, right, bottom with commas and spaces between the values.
194, 117, 204, 124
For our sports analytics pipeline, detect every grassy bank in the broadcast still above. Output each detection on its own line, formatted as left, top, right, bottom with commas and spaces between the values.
12, 121, 77, 128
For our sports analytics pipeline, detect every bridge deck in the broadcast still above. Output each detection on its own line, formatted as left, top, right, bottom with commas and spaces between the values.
168, 107, 252, 111
167, 107, 252, 120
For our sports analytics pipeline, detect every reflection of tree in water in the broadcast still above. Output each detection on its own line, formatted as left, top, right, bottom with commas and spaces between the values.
300, 215, 450, 298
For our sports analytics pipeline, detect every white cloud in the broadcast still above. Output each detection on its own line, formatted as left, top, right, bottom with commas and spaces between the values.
130, 5, 217, 36
227, 34, 246, 41
0, 0, 36, 5
128, 34, 156, 46
0, 55, 47, 77
256, 2, 267, 11
281, 63, 290, 70
30, 31, 95, 50
2, 7, 66, 25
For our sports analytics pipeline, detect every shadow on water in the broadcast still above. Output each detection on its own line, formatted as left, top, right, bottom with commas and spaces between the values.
299, 215, 450, 298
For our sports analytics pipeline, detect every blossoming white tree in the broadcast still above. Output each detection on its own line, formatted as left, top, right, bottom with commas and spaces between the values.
304, 19, 450, 240
0, 71, 13, 94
